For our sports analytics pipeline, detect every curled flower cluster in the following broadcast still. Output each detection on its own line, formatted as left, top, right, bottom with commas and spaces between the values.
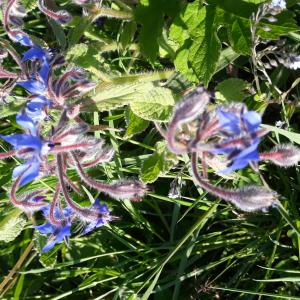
163, 86, 300, 212
0, 0, 147, 252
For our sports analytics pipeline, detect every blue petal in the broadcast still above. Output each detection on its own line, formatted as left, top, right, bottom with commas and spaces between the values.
82, 222, 97, 235
35, 223, 55, 234
221, 159, 249, 174
21, 47, 46, 62
13, 160, 40, 186
38, 59, 50, 83
0, 134, 42, 151
16, 112, 37, 135
232, 140, 260, 161
18, 80, 46, 95
217, 110, 240, 134
62, 207, 73, 217
14, 33, 34, 46
92, 197, 103, 210
99, 204, 109, 214
243, 111, 261, 132
42, 239, 57, 252
55, 225, 71, 243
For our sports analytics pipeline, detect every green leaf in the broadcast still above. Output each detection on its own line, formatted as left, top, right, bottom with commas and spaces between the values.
135, 0, 181, 61
130, 87, 175, 121
21, 0, 37, 11
0, 96, 24, 119
228, 18, 251, 54
216, 78, 250, 101
140, 141, 177, 183
262, 125, 300, 146
48, 19, 67, 50
0, 208, 26, 243
124, 108, 149, 138
82, 82, 156, 112
33, 231, 58, 268
188, 5, 222, 85
169, 3, 222, 85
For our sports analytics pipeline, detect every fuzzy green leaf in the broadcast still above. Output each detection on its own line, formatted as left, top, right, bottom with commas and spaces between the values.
140, 141, 177, 183
124, 108, 149, 138
34, 232, 58, 268
130, 87, 175, 121
188, 6, 222, 85
216, 78, 250, 101
0, 209, 26, 243
83, 82, 157, 112
135, 0, 181, 61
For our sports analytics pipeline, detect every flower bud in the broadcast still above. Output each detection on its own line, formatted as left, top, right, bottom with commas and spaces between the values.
170, 86, 210, 127
107, 180, 148, 201
260, 144, 300, 167
56, 10, 72, 24
229, 186, 277, 212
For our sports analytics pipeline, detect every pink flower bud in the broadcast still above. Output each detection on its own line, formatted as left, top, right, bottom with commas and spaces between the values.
260, 144, 300, 167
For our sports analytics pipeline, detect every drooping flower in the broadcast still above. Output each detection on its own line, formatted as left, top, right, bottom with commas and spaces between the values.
0, 112, 49, 186
35, 205, 73, 252
211, 105, 263, 173
81, 198, 112, 235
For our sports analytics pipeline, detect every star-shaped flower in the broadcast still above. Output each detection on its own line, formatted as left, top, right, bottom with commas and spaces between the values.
82, 198, 112, 235
212, 105, 263, 173
35, 205, 73, 252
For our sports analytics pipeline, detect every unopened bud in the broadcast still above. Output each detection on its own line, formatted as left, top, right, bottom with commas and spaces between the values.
171, 86, 210, 126
229, 186, 277, 212
107, 180, 148, 201
260, 144, 300, 167
56, 10, 72, 24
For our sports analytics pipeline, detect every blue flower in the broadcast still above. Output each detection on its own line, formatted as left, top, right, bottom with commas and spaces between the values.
13, 158, 41, 186
17, 80, 46, 95
25, 96, 51, 122
0, 114, 48, 186
82, 198, 111, 235
21, 46, 50, 83
35, 205, 73, 252
217, 108, 261, 135
212, 107, 262, 173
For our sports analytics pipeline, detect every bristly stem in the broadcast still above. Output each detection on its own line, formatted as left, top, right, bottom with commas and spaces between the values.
56, 153, 85, 213
49, 185, 63, 225
0, 149, 17, 159
70, 151, 118, 195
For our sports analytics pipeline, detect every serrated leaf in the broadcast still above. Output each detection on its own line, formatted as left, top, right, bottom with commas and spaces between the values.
169, 3, 222, 85
188, 6, 222, 85
130, 87, 175, 121
82, 82, 156, 112
33, 231, 58, 268
216, 78, 250, 101
140, 141, 177, 183
135, 0, 181, 61
48, 19, 66, 50
228, 18, 251, 55
0, 96, 25, 119
124, 108, 149, 138
0, 208, 26, 243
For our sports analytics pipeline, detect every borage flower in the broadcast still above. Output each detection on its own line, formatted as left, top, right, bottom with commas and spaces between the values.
211, 105, 265, 173
0, 113, 49, 186
35, 205, 73, 252
81, 198, 112, 235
